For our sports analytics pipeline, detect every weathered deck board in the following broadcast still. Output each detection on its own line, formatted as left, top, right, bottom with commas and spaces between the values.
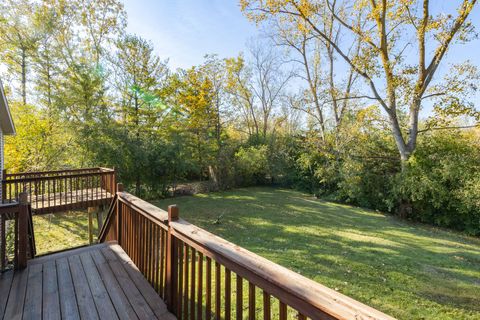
0, 243, 175, 320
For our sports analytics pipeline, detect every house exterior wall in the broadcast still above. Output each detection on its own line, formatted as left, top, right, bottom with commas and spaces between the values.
0, 128, 3, 199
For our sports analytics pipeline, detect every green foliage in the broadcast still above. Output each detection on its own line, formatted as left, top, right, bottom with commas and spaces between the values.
390, 130, 480, 234
4, 102, 77, 172
234, 145, 269, 185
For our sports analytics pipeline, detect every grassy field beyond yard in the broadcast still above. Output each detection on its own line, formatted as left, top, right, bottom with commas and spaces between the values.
153, 187, 480, 320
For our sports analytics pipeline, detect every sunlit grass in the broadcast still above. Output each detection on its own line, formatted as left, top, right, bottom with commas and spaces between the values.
153, 186, 480, 320
33, 210, 100, 255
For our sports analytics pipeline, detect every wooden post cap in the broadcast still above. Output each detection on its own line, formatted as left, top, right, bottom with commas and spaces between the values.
19, 192, 28, 204
168, 205, 179, 222
117, 183, 124, 192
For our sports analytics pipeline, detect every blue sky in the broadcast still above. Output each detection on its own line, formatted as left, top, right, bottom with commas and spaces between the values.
123, 0, 480, 70
123, 0, 259, 70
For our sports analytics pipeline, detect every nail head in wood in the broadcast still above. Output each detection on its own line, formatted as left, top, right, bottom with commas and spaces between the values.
168, 205, 179, 222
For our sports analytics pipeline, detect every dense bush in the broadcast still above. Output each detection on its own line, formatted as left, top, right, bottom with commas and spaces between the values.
389, 131, 480, 234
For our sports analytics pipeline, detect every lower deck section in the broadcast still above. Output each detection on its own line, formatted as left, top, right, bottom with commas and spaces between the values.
0, 243, 176, 320
30, 188, 113, 214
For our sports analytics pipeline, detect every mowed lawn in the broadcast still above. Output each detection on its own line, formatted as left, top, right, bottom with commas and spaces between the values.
33, 211, 100, 255
152, 187, 480, 320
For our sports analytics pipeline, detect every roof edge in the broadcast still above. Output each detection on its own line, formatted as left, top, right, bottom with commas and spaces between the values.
0, 78, 16, 135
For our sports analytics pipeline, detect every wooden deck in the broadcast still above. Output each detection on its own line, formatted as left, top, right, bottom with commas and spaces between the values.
0, 243, 176, 320
2, 167, 117, 215
30, 187, 113, 214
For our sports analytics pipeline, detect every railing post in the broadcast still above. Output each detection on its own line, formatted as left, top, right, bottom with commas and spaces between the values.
112, 167, 116, 195
1, 169, 6, 203
116, 183, 123, 245
17, 192, 28, 269
166, 204, 179, 313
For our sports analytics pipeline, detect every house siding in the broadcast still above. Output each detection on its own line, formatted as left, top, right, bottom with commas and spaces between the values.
0, 129, 3, 199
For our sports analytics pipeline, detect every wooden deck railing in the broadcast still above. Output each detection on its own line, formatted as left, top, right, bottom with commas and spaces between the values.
100, 185, 395, 320
0, 193, 35, 272
2, 167, 116, 214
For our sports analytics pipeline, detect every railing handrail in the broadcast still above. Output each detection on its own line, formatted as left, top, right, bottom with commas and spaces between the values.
3, 167, 113, 179
3, 170, 114, 184
108, 191, 395, 320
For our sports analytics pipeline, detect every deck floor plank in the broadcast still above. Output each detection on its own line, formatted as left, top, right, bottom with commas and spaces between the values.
0, 271, 14, 318
42, 260, 61, 320
100, 247, 157, 320
79, 251, 119, 320
68, 254, 100, 320
56, 257, 81, 320
23, 263, 43, 320
90, 250, 139, 320
110, 244, 174, 320
0, 243, 174, 320
3, 268, 28, 320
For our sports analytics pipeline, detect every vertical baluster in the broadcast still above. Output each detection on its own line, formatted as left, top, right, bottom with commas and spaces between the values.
177, 241, 184, 317
160, 229, 165, 296
48, 178, 51, 208
249, 282, 255, 320
133, 209, 137, 264
130, 208, 134, 262
59, 176, 62, 206
215, 262, 221, 320
76, 175, 79, 208
14, 213, 18, 267
153, 224, 159, 291
149, 221, 154, 284
64, 176, 66, 205
8, 181, 12, 203
97, 174, 100, 203
141, 216, 146, 272
279, 302, 287, 320
139, 215, 144, 273
190, 248, 196, 320
183, 245, 189, 320
29, 180, 32, 205
236, 275, 243, 320
197, 252, 203, 320
263, 292, 271, 320
206, 257, 212, 320
69, 175, 72, 209
65, 176, 68, 208
126, 205, 130, 256
225, 268, 231, 320
145, 217, 149, 277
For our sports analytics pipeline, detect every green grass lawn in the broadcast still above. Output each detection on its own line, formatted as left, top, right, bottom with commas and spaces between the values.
33, 211, 100, 255
151, 187, 480, 320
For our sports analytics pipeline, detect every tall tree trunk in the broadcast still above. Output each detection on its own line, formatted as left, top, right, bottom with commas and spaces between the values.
21, 48, 27, 105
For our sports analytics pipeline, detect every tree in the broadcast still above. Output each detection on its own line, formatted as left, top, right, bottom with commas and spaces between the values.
114, 34, 169, 193
241, 0, 479, 168
0, 0, 40, 105
226, 42, 292, 139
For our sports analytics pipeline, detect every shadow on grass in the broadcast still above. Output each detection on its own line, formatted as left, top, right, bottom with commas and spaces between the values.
33, 210, 106, 254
